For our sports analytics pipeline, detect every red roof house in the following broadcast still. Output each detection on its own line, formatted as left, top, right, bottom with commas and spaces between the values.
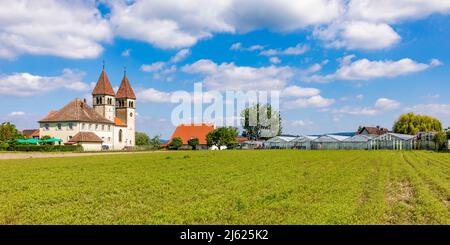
166, 123, 215, 148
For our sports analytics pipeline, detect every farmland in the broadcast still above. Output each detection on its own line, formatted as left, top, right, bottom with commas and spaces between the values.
0, 150, 448, 224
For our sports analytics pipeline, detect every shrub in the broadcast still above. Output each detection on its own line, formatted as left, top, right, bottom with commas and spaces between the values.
8, 145, 82, 152
168, 137, 183, 150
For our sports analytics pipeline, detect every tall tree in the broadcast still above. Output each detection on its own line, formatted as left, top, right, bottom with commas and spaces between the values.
0, 122, 22, 141
149, 135, 161, 149
135, 132, 151, 146
241, 103, 282, 140
446, 127, 450, 140
206, 127, 238, 148
393, 112, 442, 135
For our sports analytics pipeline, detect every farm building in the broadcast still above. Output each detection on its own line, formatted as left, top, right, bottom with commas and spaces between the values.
264, 136, 296, 149
369, 133, 416, 150
165, 123, 215, 150
357, 126, 389, 136
240, 140, 264, 149
291, 136, 318, 150
311, 135, 350, 150
341, 135, 373, 150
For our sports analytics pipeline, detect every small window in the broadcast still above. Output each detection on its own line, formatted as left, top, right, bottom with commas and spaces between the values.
95, 124, 99, 130
82, 123, 85, 130
68, 122, 73, 130
45, 124, 49, 130
130, 112, 133, 117
57, 123, 62, 130
102, 125, 105, 131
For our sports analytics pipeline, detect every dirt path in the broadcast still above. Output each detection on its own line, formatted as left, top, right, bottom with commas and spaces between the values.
0, 151, 168, 160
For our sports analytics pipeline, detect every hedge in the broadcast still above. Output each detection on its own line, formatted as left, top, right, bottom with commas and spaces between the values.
5, 145, 82, 152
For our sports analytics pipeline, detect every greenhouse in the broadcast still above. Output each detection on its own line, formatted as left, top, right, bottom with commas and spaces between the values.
369, 133, 416, 150
341, 135, 373, 150
291, 136, 318, 150
311, 135, 350, 150
264, 136, 296, 149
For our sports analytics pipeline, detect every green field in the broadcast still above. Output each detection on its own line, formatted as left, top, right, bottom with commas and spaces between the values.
0, 150, 449, 224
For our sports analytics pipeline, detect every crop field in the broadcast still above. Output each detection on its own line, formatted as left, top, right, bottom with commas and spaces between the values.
0, 150, 448, 224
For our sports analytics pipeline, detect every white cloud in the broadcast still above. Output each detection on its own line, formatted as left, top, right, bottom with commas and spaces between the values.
121, 49, 131, 57
0, 69, 90, 96
0, 0, 112, 59
304, 55, 440, 82
333, 97, 400, 116
8, 111, 25, 117
260, 43, 309, 56
230, 42, 264, 51
315, 21, 401, 50
406, 103, 450, 117
269, 57, 281, 64
169, 49, 191, 63
282, 86, 320, 98
347, 0, 450, 23
141, 62, 166, 72
136, 88, 173, 103
182, 59, 293, 91
109, 0, 342, 49
375, 98, 400, 110
289, 119, 314, 127
283, 95, 335, 109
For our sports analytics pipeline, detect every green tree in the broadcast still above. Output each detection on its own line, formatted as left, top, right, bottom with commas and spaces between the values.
241, 103, 282, 140
433, 131, 447, 151
446, 127, 450, 140
168, 137, 183, 150
393, 112, 442, 135
40, 135, 52, 145
187, 138, 199, 150
149, 135, 161, 149
0, 122, 22, 141
135, 132, 151, 146
206, 127, 238, 149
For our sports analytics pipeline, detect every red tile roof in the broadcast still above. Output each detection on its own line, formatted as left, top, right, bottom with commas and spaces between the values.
168, 123, 215, 145
92, 69, 115, 96
358, 126, 389, 135
31, 130, 40, 138
39, 98, 114, 124
22, 129, 38, 138
116, 75, 136, 99
69, 132, 103, 143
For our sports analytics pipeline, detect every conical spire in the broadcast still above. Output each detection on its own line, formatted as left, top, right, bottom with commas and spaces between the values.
116, 72, 136, 99
92, 66, 115, 96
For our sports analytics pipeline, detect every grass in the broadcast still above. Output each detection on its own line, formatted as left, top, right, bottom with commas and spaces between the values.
0, 150, 448, 224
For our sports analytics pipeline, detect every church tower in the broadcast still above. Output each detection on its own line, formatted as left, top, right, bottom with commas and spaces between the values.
116, 70, 136, 146
92, 66, 116, 121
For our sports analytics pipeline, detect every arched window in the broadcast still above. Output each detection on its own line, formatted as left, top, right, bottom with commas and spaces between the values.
119, 129, 123, 142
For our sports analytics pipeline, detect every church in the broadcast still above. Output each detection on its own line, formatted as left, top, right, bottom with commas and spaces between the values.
38, 67, 136, 151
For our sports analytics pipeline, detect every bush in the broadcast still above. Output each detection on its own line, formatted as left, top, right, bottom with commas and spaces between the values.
0, 142, 8, 151
168, 137, 183, 150
7, 145, 82, 152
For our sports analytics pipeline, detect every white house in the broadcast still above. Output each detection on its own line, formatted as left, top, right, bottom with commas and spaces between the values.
38, 68, 136, 151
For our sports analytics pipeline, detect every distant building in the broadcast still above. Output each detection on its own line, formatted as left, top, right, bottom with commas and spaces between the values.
38, 67, 136, 151
358, 126, 389, 136
166, 123, 215, 149
21, 129, 39, 139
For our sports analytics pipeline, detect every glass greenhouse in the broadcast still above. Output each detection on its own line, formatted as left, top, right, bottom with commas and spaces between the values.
311, 135, 350, 150
341, 135, 373, 150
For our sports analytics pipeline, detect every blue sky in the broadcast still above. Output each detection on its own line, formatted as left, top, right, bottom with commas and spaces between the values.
0, 0, 449, 138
